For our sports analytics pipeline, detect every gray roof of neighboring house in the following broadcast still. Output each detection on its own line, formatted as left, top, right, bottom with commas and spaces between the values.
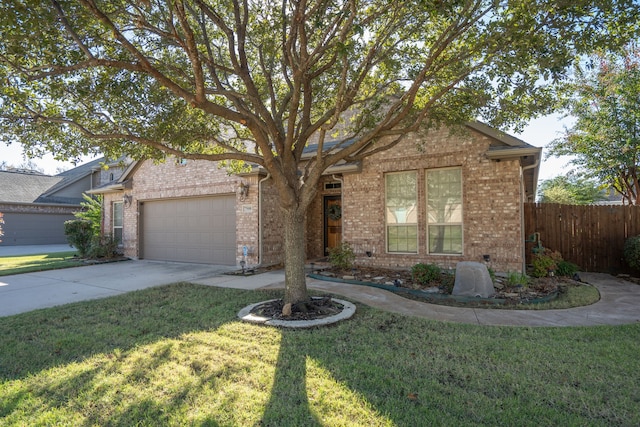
0, 157, 105, 205
0, 170, 63, 203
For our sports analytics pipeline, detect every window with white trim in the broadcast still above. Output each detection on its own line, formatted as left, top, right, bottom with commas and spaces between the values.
427, 168, 462, 254
385, 171, 418, 253
113, 201, 123, 246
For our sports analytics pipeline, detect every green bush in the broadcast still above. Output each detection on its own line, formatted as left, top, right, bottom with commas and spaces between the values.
624, 235, 640, 271
411, 263, 441, 285
64, 220, 93, 257
556, 260, 579, 277
531, 249, 563, 278
506, 271, 529, 287
328, 242, 355, 270
87, 234, 121, 259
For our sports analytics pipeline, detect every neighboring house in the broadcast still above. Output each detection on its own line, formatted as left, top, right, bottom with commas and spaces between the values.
92, 122, 541, 273
0, 157, 125, 246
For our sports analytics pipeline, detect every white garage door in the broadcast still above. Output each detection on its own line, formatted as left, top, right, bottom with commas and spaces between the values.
142, 196, 236, 265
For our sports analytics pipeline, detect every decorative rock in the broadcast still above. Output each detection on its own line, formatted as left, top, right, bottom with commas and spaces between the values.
424, 287, 440, 294
452, 261, 495, 298
282, 303, 292, 316
373, 276, 386, 281
342, 275, 356, 280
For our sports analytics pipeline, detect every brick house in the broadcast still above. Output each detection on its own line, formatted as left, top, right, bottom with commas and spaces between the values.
92, 122, 540, 273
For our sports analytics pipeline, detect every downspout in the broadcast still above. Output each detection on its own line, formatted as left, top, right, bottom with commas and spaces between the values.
521, 159, 540, 273
258, 173, 271, 266
332, 174, 344, 244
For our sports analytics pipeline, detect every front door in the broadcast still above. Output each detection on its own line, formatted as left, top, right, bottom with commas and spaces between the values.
324, 195, 342, 256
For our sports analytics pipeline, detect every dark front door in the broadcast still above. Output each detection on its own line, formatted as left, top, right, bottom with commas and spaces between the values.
324, 195, 342, 256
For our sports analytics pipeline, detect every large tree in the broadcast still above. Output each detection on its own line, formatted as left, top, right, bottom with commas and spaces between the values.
1, 0, 638, 305
549, 46, 640, 205
537, 173, 607, 204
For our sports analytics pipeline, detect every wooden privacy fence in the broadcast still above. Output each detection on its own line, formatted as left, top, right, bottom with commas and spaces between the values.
524, 203, 640, 273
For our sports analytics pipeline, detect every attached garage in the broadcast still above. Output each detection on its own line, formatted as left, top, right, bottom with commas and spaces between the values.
141, 195, 237, 265
0, 212, 75, 246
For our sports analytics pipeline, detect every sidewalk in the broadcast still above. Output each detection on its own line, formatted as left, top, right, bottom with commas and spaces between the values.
1, 258, 639, 326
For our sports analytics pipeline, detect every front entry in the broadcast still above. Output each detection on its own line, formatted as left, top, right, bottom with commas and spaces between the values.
324, 195, 342, 256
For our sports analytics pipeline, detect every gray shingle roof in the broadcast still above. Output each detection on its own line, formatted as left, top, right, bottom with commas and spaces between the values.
0, 171, 63, 203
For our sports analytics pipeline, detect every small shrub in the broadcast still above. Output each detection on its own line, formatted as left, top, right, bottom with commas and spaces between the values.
64, 219, 93, 257
411, 263, 441, 285
556, 260, 579, 277
531, 249, 563, 278
624, 235, 640, 270
440, 271, 455, 293
87, 234, 121, 259
328, 242, 355, 270
506, 271, 529, 287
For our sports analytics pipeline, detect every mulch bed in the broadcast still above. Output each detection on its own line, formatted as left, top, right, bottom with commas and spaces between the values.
316, 265, 564, 306
249, 296, 344, 321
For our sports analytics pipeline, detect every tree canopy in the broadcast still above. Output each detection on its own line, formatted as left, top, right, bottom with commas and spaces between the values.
548, 46, 640, 205
1, 0, 639, 304
537, 173, 607, 204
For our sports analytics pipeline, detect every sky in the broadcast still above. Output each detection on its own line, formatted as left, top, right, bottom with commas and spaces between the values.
0, 113, 576, 181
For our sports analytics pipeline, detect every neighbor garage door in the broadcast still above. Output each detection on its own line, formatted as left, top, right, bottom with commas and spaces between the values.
0, 212, 75, 246
141, 195, 236, 265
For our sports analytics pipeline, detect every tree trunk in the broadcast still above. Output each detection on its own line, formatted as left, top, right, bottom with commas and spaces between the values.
282, 206, 309, 305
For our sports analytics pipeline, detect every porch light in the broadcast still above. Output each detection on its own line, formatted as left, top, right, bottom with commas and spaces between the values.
123, 194, 133, 208
238, 182, 249, 200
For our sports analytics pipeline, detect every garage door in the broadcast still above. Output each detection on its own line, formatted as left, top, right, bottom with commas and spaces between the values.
0, 212, 75, 246
141, 196, 236, 265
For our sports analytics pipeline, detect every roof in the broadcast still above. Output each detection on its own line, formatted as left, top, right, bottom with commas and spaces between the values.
0, 170, 63, 203
0, 157, 105, 205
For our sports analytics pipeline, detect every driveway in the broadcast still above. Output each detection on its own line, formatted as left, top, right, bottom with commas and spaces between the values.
0, 260, 285, 317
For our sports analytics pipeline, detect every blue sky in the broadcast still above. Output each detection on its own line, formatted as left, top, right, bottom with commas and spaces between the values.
1, 113, 575, 181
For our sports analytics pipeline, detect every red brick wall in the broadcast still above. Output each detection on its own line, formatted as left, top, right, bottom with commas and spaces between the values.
306, 127, 525, 272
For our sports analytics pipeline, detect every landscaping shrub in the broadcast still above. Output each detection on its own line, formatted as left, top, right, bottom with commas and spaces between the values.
623, 235, 640, 270
411, 263, 441, 285
74, 194, 103, 236
506, 271, 529, 287
328, 242, 355, 270
64, 220, 93, 257
531, 249, 563, 278
87, 234, 121, 259
556, 260, 579, 277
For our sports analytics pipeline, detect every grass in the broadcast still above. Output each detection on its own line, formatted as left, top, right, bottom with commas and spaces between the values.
0, 251, 83, 276
1, 283, 639, 426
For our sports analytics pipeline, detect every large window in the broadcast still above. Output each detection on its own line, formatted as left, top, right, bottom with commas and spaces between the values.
385, 171, 418, 253
427, 168, 462, 254
113, 201, 123, 246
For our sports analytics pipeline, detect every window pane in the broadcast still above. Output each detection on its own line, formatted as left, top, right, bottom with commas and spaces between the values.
387, 225, 418, 253
427, 169, 462, 223
113, 202, 123, 227
113, 227, 123, 244
386, 172, 417, 224
428, 225, 462, 254
386, 172, 417, 253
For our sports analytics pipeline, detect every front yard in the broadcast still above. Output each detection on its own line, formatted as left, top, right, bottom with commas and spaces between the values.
1, 283, 638, 426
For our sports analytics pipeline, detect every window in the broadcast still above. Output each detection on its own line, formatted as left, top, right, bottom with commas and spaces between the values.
324, 182, 342, 190
427, 168, 462, 254
113, 201, 123, 246
385, 171, 418, 253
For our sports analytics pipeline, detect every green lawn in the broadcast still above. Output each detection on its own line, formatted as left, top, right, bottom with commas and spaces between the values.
0, 251, 83, 276
1, 283, 638, 426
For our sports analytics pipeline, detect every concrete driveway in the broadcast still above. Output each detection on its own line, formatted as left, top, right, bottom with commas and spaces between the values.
0, 260, 285, 317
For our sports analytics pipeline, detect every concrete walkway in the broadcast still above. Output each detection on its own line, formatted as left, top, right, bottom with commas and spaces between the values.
272, 272, 640, 327
1, 257, 639, 326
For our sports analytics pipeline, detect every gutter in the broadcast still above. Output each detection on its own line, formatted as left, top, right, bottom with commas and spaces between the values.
520, 157, 540, 273
258, 173, 271, 266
